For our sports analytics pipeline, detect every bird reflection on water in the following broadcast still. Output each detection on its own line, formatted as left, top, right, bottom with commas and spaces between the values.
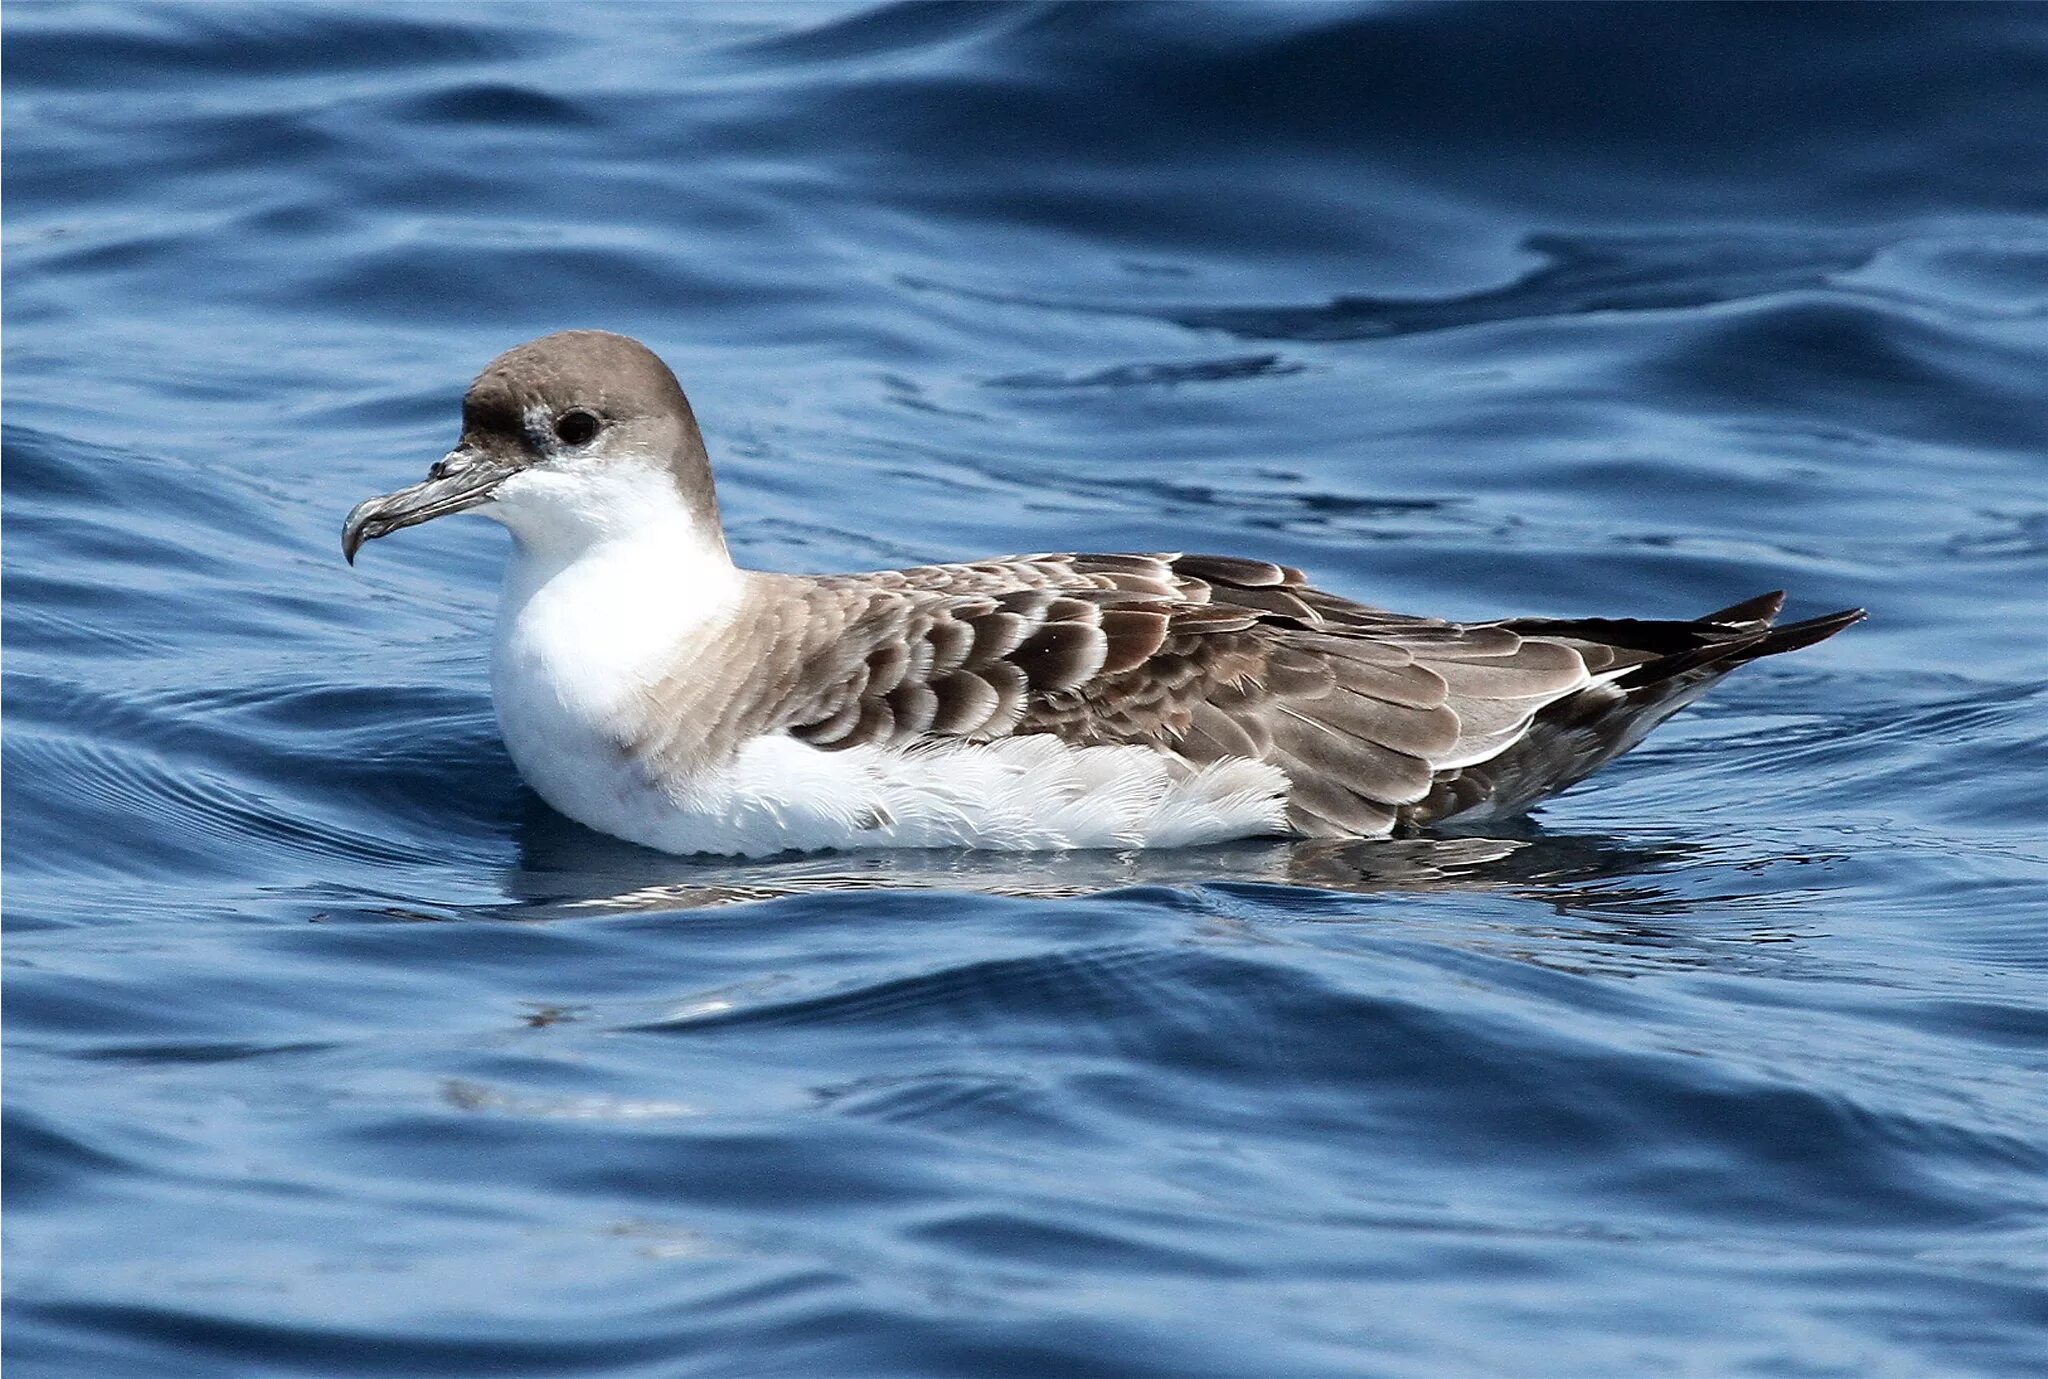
499, 797, 1717, 920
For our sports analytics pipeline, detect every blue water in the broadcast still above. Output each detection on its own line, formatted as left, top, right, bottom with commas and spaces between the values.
7, 3, 2048, 1374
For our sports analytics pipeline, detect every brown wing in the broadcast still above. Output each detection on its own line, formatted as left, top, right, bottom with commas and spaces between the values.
631, 554, 1856, 838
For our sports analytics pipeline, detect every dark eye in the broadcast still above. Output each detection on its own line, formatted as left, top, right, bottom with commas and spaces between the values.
552, 409, 601, 446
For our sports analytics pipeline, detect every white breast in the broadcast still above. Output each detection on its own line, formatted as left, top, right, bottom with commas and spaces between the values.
486, 457, 746, 845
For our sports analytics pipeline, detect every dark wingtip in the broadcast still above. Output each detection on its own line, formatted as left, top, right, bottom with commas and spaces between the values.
1613, 603, 1864, 687
1758, 606, 1865, 655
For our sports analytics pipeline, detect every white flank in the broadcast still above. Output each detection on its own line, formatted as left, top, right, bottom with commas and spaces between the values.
633, 735, 1291, 857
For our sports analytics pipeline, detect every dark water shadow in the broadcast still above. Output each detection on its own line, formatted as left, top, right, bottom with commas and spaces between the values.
908, 231, 1899, 346
1153, 231, 1891, 343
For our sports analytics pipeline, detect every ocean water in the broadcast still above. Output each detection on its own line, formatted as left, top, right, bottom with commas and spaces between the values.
6, 3, 2048, 1374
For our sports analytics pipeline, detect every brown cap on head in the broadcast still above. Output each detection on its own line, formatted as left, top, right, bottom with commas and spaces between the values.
461, 330, 721, 528
462, 331, 692, 430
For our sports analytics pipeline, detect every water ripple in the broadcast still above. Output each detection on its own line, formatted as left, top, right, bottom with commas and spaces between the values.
8, 4, 2048, 1377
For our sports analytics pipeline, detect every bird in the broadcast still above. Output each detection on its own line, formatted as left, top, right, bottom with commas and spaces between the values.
343, 330, 1862, 858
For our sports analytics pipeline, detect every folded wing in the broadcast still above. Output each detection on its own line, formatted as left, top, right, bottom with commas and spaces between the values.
633, 553, 1858, 838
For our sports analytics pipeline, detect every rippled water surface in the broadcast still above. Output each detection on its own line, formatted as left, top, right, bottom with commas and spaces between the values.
8, 4, 2048, 1375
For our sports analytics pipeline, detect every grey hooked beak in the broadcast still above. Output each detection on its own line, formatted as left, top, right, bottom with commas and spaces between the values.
342, 449, 516, 564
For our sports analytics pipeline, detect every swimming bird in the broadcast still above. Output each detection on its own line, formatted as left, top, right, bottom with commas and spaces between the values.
343, 330, 1862, 857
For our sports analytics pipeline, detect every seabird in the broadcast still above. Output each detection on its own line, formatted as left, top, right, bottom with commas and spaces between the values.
343, 330, 1862, 857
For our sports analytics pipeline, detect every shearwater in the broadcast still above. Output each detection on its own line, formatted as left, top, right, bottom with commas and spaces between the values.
343, 331, 1862, 857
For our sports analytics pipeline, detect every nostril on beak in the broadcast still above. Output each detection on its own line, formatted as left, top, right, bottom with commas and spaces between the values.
427, 449, 479, 482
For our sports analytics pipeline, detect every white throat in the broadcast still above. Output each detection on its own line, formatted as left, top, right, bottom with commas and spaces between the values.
489, 452, 725, 572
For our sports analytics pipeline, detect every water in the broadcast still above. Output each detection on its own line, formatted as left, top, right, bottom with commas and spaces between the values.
7, 3, 2048, 1374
